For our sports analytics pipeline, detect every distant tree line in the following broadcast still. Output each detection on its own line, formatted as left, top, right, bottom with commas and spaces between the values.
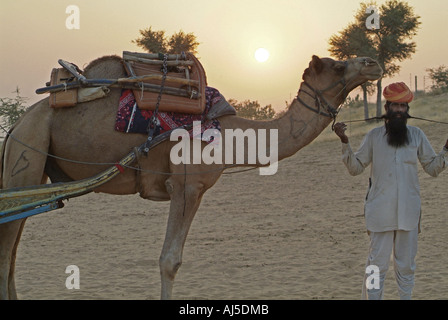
426, 66, 448, 93
228, 99, 277, 120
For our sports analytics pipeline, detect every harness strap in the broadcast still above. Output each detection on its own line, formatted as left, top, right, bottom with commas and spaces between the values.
142, 53, 169, 155
296, 61, 353, 130
296, 94, 335, 119
297, 82, 339, 119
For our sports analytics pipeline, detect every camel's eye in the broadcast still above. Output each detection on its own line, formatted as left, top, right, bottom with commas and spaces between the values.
334, 64, 346, 74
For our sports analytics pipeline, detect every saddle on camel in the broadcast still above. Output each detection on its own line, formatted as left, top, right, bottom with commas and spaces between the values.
0, 51, 235, 224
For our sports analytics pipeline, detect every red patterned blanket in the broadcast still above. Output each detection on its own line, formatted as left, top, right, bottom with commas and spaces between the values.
115, 87, 222, 142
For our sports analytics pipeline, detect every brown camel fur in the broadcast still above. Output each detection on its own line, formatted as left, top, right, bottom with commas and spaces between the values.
0, 54, 382, 299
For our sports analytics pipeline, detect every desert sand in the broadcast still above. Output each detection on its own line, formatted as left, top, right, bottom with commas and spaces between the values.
13, 118, 448, 300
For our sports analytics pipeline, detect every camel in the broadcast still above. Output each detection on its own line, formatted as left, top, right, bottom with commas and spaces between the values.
0, 54, 382, 299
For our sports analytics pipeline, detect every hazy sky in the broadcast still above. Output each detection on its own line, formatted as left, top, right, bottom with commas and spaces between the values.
1, 0, 447, 110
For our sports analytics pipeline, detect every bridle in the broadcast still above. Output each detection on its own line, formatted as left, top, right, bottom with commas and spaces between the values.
296, 60, 357, 129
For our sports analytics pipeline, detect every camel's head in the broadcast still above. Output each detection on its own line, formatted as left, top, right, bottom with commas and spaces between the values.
302, 55, 383, 106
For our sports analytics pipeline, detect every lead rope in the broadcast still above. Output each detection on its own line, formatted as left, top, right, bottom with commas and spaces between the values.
339, 115, 448, 125
142, 53, 169, 155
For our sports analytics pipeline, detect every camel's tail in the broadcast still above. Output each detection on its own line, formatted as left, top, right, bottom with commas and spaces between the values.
0, 140, 3, 189
0, 127, 12, 190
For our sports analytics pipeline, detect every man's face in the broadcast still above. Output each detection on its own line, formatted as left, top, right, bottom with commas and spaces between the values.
385, 102, 410, 148
388, 102, 409, 117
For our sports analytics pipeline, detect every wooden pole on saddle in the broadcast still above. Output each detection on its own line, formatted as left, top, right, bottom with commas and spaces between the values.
58, 59, 87, 84
123, 54, 194, 67
117, 74, 199, 86
36, 79, 201, 99
123, 51, 193, 62
122, 51, 190, 61
36, 51, 203, 100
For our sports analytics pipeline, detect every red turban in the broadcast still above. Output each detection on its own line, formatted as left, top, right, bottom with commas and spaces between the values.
383, 82, 414, 103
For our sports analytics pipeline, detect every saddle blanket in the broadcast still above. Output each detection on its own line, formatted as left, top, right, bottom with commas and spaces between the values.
115, 87, 222, 143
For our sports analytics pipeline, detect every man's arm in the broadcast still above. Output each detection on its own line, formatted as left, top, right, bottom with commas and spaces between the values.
334, 122, 371, 176
418, 131, 447, 177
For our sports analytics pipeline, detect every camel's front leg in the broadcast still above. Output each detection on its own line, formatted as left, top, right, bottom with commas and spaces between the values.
159, 175, 205, 300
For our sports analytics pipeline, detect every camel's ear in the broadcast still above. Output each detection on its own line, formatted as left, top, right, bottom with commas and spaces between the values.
310, 55, 323, 74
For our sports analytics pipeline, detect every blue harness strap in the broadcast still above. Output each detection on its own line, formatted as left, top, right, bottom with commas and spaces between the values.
0, 202, 62, 225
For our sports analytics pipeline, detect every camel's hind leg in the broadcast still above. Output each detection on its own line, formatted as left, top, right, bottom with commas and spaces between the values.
159, 164, 219, 300
0, 103, 51, 299
0, 220, 27, 299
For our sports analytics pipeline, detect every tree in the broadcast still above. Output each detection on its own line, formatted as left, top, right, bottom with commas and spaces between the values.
229, 99, 277, 120
342, 94, 364, 110
369, 1, 420, 116
167, 30, 200, 55
426, 65, 448, 93
132, 27, 167, 53
0, 87, 27, 131
329, 1, 421, 117
133, 27, 200, 55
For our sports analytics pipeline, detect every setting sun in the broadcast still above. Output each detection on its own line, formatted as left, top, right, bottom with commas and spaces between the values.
254, 48, 270, 62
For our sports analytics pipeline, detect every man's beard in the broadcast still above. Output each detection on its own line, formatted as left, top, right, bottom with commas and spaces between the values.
384, 110, 410, 148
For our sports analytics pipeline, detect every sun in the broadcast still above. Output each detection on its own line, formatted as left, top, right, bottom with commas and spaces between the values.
254, 48, 270, 62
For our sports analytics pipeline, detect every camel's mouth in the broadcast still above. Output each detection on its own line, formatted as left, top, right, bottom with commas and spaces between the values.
363, 71, 383, 80
354, 57, 383, 81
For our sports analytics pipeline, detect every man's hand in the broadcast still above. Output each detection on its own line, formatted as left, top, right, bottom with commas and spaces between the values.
334, 122, 349, 144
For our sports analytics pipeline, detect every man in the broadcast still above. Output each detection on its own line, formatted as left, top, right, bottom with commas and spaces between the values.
334, 82, 448, 300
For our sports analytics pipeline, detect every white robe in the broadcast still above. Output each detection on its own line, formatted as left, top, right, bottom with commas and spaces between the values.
342, 125, 447, 232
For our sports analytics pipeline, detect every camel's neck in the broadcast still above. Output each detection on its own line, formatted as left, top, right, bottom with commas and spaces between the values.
218, 84, 334, 168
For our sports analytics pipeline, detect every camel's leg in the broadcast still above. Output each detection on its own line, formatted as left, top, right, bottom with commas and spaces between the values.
0, 220, 26, 299
7, 219, 26, 300
159, 173, 207, 300
0, 103, 51, 299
